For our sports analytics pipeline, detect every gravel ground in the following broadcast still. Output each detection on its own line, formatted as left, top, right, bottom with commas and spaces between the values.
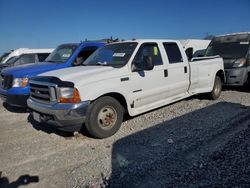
0, 89, 249, 188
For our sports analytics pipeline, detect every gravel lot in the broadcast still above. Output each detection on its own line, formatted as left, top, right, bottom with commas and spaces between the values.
0, 89, 249, 188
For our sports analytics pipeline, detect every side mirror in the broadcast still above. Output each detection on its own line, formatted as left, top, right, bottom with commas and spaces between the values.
143, 56, 154, 70
14, 60, 21, 66
131, 61, 143, 72
72, 56, 84, 66
8, 63, 14, 67
185, 48, 193, 61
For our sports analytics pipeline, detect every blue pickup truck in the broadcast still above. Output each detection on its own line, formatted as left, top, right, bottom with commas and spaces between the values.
0, 42, 105, 107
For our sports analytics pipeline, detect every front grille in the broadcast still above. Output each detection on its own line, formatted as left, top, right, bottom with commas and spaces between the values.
30, 82, 57, 103
0, 74, 13, 90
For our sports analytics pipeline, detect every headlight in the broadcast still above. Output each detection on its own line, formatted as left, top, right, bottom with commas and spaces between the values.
58, 87, 81, 103
233, 58, 247, 68
12, 78, 29, 87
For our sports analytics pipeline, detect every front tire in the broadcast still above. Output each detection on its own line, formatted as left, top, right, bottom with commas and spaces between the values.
208, 76, 222, 100
85, 96, 124, 138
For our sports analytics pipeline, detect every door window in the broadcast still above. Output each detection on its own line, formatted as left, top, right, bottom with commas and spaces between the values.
15, 54, 36, 65
132, 43, 163, 71
73, 46, 98, 66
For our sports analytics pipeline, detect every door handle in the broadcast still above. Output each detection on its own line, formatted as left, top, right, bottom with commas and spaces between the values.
184, 66, 187, 73
164, 69, 168, 77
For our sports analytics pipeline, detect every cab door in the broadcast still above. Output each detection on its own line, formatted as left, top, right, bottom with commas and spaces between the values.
127, 43, 168, 110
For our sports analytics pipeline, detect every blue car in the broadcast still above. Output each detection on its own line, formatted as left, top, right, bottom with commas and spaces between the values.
0, 42, 105, 107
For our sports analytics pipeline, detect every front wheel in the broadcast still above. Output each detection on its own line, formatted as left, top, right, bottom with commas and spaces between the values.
208, 76, 222, 100
85, 96, 124, 138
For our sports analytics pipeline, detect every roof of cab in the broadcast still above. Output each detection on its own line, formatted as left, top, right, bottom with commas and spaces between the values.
8, 48, 54, 56
106, 39, 182, 44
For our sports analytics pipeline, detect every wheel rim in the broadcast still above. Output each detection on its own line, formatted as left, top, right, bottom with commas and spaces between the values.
97, 106, 117, 130
214, 79, 221, 96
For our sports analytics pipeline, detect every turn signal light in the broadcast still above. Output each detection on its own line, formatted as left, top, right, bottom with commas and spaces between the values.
59, 88, 81, 103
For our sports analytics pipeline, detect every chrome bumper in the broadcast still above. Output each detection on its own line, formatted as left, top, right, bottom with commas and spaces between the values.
27, 98, 90, 131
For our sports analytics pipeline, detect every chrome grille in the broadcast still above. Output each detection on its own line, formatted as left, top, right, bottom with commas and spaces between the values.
30, 81, 57, 103
0, 74, 13, 89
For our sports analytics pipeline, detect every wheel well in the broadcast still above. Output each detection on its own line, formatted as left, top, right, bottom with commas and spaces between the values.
216, 70, 225, 83
247, 72, 250, 83
96, 92, 128, 112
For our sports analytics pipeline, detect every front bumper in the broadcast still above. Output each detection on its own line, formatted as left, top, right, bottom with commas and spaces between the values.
0, 91, 29, 107
225, 68, 248, 86
27, 98, 90, 132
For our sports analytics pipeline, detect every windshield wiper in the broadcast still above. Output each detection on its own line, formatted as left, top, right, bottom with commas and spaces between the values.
83, 62, 109, 66
46, 60, 62, 63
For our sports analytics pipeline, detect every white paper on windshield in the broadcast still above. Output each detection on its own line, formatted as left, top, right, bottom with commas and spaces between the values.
113, 53, 125, 57
62, 54, 71, 58
240, 42, 249, 45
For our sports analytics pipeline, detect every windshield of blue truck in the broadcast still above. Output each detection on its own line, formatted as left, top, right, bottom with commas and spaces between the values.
45, 44, 79, 63
205, 42, 249, 59
83, 42, 138, 67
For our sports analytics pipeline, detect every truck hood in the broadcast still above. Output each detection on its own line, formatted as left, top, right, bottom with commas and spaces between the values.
39, 65, 126, 87
2, 62, 63, 77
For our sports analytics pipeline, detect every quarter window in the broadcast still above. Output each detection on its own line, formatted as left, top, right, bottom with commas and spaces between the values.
163, 43, 183, 63
37, 53, 50, 62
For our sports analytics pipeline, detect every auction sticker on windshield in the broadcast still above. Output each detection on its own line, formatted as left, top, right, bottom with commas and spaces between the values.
240, 42, 249, 45
62, 54, 71, 58
113, 53, 126, 57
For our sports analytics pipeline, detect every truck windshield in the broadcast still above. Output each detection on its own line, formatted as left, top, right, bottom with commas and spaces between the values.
4, 56, 18, 65
205, 42, 249, 59
83, 42, 138, 67
0, 52, 11, 63
45, 44, 79, 63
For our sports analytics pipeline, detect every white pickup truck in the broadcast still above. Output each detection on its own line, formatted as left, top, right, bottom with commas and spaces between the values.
27, 39, 224, 138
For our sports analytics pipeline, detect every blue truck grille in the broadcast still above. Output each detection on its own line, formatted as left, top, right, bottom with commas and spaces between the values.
0, 74, 13, 90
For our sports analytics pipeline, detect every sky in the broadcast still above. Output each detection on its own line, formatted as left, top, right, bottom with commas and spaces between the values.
0, 0, 250, 54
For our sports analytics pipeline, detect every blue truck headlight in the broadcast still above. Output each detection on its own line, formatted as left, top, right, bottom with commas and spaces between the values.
12, 78, 29, 87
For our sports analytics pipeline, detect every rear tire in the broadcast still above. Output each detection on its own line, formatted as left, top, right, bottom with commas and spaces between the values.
85, 96, 124, 138
208, 76, 222, 100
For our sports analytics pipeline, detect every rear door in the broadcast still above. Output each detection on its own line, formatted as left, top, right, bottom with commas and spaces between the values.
163, 42, 189, 97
